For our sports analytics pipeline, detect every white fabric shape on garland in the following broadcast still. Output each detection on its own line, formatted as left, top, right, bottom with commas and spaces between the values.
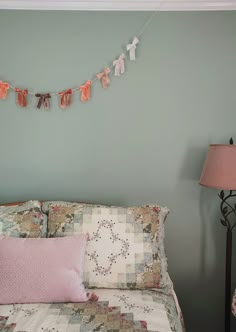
126, 37, 139, 61
113, 54, 125, 77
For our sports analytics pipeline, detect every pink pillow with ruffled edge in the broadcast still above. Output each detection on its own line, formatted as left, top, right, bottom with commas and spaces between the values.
0, 235, 88, 304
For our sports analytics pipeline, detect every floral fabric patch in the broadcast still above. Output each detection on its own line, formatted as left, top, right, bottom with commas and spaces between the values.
0, 201, 47, 238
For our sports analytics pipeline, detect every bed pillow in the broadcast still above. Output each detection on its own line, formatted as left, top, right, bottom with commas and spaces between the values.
44, 201, 170, 290
0, 234, 88, 304
0, 200, 47, 238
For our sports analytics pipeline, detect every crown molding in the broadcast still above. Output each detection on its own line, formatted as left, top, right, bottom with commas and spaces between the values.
0, 1, 235, 11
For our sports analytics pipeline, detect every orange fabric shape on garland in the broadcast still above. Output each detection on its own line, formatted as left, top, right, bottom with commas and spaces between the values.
78, 80, 92, 102
58, 89, 73, 109
15, 88, 28, 108
0, 81, 10, 99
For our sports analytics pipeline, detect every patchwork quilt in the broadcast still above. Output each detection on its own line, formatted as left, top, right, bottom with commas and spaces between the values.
0, 289, 184, 332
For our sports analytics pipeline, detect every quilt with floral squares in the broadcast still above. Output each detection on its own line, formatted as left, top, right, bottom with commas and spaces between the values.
0, 289, 185, 332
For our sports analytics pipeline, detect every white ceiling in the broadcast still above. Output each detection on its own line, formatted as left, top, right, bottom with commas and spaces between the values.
0, 0, 236, 11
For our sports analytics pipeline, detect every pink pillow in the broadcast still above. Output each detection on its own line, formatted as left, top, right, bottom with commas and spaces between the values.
0, 235, 88, 304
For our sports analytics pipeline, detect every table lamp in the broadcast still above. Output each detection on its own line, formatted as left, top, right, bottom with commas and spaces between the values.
199, 138, 236, 332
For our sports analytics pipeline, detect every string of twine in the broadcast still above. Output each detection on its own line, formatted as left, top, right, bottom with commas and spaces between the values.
7, 3, 164, 102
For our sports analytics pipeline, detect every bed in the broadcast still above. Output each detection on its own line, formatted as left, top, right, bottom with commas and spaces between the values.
0, 200, 185, 332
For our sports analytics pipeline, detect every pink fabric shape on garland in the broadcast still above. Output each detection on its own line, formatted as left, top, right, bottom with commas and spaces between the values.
58, 89, 73, 109
15, 88, 28, 108
96, 68, 110, 89
79, 80, 92, 102
0, 81, 10, 99
113, 54, 125, 76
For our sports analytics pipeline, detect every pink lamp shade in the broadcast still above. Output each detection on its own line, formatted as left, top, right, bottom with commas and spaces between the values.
199, 144, 236, 190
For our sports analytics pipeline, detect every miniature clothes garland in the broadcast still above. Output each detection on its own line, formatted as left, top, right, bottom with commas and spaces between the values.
0, 32, 142, 109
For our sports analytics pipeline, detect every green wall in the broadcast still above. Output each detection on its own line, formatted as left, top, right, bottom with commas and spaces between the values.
0, 10, 236, 331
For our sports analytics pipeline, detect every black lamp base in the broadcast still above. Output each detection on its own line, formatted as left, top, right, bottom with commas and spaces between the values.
225, 229, 232, 332
219, 190, 236, 332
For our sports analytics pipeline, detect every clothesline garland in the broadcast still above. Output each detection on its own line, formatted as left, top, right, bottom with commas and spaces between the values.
0, 35, 139, 110
0, 11, 159, 111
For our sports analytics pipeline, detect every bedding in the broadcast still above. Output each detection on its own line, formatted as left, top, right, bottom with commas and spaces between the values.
0, 200, 185, 332
0, 287, 184, 332
42, 201, 170, 290
0, 235, 88, 304
0, 200, 47, 238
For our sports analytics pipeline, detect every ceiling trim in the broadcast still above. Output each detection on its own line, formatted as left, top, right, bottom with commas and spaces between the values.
0, 1, 236, 11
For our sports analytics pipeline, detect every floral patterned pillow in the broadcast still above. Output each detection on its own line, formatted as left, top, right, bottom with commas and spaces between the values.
43, 201, 170, 290
0, 200, 47, 238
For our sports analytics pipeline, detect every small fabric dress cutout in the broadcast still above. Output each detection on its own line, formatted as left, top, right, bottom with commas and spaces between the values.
35, 93, 51, 110
79, 80, 92, 102
96, 68, 110, 89
113, 54, 125, 76
15, 88, 28, 108
58, 89, 73, 109
126, 37, 139, 61
0, 81, 10, 99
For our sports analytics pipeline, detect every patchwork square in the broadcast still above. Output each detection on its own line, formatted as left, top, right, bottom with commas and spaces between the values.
0, 200, 47, 238
43, 201, 170, 289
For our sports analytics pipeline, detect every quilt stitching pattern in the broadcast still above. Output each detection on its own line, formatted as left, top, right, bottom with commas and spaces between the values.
87, 219, 130, 276
114, 294, 154, 314
9, 305, 37, 317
